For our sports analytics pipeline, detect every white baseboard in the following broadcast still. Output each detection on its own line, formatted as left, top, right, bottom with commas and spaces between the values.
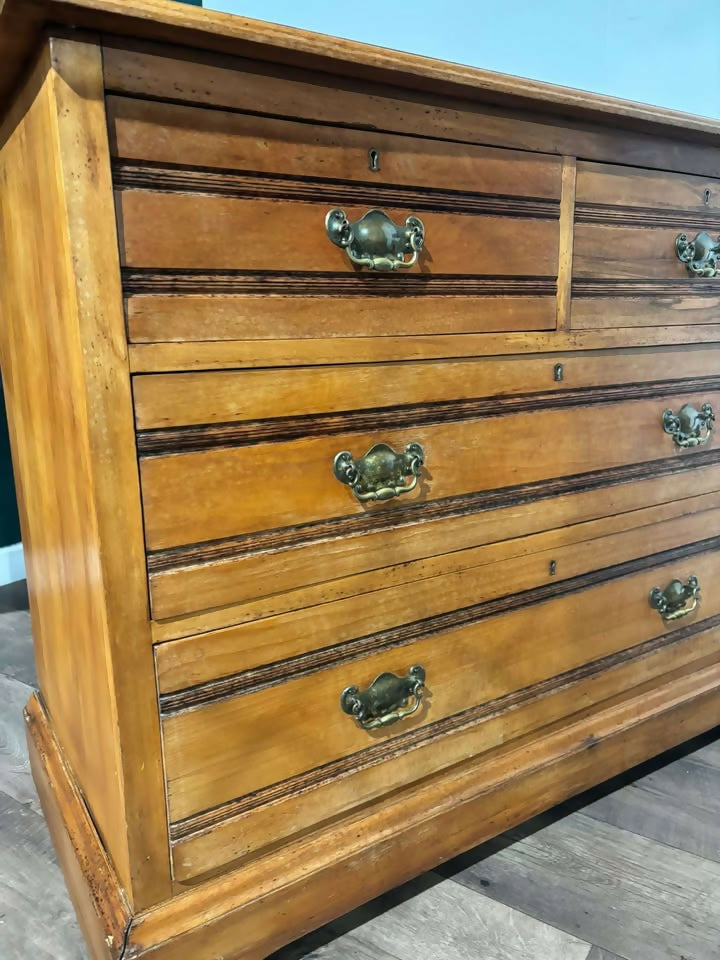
0, 542, 25, 586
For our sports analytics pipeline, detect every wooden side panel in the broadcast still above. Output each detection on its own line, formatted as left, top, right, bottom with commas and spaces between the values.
0, 39, 171, 908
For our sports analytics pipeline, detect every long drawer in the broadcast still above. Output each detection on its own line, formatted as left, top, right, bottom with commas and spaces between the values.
140, 383, 720, 632
139, 349, 720, 627
573, 160, 720, 328
160, 533, 720, 881
109, 95, 561, 342
140, 387, 720, 550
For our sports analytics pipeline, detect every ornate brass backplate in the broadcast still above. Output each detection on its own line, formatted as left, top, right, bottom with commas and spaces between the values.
675, 231, 720, 277
662, 402, 715, 448
333, 441, 425, 502
325, 207, 425, 271
649, 575, 700, 621
340, 665, 426, 730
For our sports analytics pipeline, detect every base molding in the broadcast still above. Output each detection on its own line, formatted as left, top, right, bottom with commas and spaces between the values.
27, 661, 720, 960
24, 694, 131, 960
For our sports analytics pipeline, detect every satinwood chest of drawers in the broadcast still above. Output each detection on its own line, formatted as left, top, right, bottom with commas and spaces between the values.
2, 2, 720, 957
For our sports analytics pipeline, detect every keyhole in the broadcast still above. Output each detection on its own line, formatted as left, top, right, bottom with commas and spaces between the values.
368, 148, 380, 172
705, 188, 712, 205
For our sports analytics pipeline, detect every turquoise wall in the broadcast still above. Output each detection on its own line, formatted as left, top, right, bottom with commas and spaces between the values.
0, 380, 20, 548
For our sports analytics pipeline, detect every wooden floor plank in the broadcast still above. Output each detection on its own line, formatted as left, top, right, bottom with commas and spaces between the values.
586, 949, 627, 960
692, 736, 720, 768
0, 791, 86, 960
274, 873, 592, 960
443, 810, 720, 960
577, 757, 720, 863
0, 674, 40, 812
0, 609, 36, 687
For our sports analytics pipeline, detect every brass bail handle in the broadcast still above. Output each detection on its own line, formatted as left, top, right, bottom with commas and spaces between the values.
325, 208, 425, 271
662, 402, 715, 448
333, 441, 425, 503
341, 665, 426, 730
676, 231, 720, 277
649, 575, 700, 621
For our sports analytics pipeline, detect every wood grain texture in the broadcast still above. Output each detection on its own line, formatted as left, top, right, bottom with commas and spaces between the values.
139, 390, 720, 549
557, 157, 576, 332
161, 547, 720, 823
576, 160, 720, 212
100, 43, 720, 179
573, 223, 711, 280
127, 295, 555, 343
117, 191, 560, 276
107, 95, 562, 197
0, 37, 170, 907
447, 810, 720, 960
572, 297, 720, 329
133, 348, 720, 428
126, 326, 720, 370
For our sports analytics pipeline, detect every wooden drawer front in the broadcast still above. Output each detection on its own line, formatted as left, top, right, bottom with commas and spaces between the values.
139, 386, 720, 554
573, 161, 720, 329
161, 541, 720, 876
110, 96, 561, 340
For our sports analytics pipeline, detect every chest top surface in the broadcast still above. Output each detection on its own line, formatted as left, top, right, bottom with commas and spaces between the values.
1, 0, 720, 145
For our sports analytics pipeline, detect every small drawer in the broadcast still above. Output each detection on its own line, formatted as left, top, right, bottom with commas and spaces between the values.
572, 161, 720, 328
161, 541, 720, 880
109, 96, 561, 342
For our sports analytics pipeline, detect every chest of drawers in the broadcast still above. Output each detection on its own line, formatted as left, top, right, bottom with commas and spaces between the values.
2, 3, 720, 958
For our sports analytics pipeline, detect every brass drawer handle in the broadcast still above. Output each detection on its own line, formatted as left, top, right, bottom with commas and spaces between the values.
334, 441, 424, 503
341, 665, 426, 729
676, 231, 720, 277
662, 402, 715, 448
325, 207, 425, 271
649, 576, 700, 621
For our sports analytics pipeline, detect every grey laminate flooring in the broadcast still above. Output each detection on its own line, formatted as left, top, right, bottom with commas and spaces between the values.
1, 580, 719, 960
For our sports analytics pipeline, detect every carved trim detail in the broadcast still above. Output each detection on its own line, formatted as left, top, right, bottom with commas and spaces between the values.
114, 161, 561, 220
123, 269, 556, 297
